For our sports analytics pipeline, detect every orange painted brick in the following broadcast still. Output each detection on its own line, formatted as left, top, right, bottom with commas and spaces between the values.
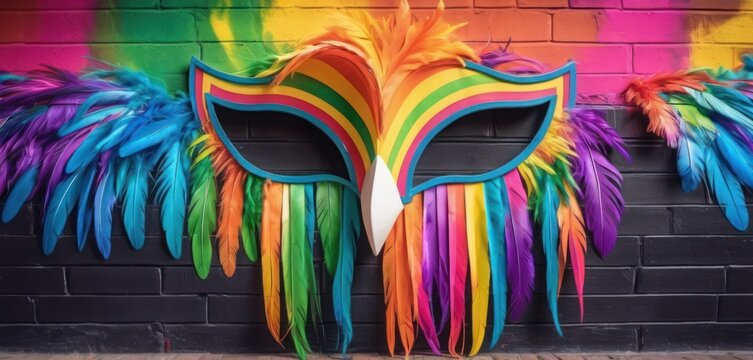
436, 9, 552, 41
623, 0, 753, 10
569, 0, 621, 8
518, 0, 568, 8
474, 0, 516, 8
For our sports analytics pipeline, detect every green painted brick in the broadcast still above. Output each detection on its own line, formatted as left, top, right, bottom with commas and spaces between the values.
94, 10, 196, 42
194, 10, 265, 42
162, 0, 270, 8
201, 42, 277, 75
89, 43, 200, 74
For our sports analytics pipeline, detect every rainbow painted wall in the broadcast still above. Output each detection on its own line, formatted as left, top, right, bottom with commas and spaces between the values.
3, 0, 753, 104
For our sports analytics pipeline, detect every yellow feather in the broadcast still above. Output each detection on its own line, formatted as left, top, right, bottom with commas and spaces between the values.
464, 183, 490, 356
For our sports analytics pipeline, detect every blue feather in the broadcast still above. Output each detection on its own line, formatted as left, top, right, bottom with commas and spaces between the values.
705, 149, 748, 230
540, 178, 562, 336
93, 163, 116, 259
305, 183, 315, 251
677, 125, 706, 192
156, 142, 188, 259
2, 165, 38, 223
42, 170, 85, 255
333, 188, 359, 353
76, 166, 96, 251
687, 88, 753, 131
483, 178, 508, 348
118, 120, 181, 158
714, 125, 753, 189
65, 122, 114, 174
58, 105, 128, 137
122, 157, 149, 250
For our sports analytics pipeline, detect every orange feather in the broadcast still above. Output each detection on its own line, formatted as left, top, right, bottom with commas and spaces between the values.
217, 168, 245, 277
404, 195, 423, 318
382, 212, 414, 357
557, 186, 587, 320
261, 181, 283, 344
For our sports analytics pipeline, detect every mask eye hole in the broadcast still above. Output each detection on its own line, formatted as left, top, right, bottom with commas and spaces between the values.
212, 102, 350, 180
412, 103, 548, 187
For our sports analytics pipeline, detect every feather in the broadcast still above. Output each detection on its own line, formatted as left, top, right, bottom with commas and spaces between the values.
1, 165, 38, 223
304, 184, 315, 251
405, 194, 440, 354
558, 186, 587, 320
42, 170, 85, 255
447, 183, 468, 357
156, 142, 189, 260
479, 47, 546, 74
188, 155, 216, 280
121, 156, 149, 250
382, 211, 414, 357
217, 167, 245, 276
241, 175, 262, 262
421, 187, 438, 323
676, 124, 706, 192
435, 184, 451, 331
503, 170, 534, 321
464, 183, 491, 356
305, 183, 322, 335
283, 184, 312, 359
75, 166, 96, 251
483, 178, 508, 348
705, 148, 748, 230
316, 182, 341, 276
333, 188, 359, 353
536, 176, 563, 335
261, 180, 283, 344
714, 125, 753, 189
93, 160, 116, 259
569, 109, 627, 257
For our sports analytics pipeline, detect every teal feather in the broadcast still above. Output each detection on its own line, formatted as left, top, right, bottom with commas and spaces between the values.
58, 105, 128, 137
1, 165, 38, 223
333, 188, 359, 353
65, 122, 114, 174
69, 90, 134, 126
483, 178, 508, 348
687, 88, 753, 131
539, 177, 562, 336
156, 142, 188, 259
93, 163, 116, 259
704, 149, 748, 230
122, 156, 149, 250
43, 170, 85, 255
76, 166, 96, 251
714, 125, 753, 189
305, 184, 315, 251
118, 120, 180, 158
676, 124, 705, 192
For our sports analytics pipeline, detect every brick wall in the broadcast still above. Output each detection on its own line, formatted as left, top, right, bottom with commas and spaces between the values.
2, 0, 753, 354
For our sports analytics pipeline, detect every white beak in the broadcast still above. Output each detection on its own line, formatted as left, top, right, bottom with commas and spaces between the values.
360, 156, 404, 256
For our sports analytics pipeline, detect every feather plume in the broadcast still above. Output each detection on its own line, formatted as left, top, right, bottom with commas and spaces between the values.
534, 174, 562, 335
435, 185, 451, 331
421, 188, 439, 327
446, 184, 468, 357
333, 189, 359, 353
316, 182, 341, 276
558, 186, 587, 319
382, 211, 414, 357
188, 147, 216, 280
705, 147, 748, 230
156, 142, 189, 260
483, 178, 508, 349
283, 184, 312, 359
121, 156, 149, 250
261, 180, 283, 344
93, 159, 116, 259
464, 183, 491, 356
503, 170, 534, 321
241, 175, 263, 262
76, 166, 96, 251
42, 170, 85, 255
217, 167, 245, 276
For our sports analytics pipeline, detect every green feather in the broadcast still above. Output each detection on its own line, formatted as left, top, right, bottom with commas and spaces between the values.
241, 175, 263, 262
284, 184, 313, 358
188, 155, 216, 280
315, 182, 341, 276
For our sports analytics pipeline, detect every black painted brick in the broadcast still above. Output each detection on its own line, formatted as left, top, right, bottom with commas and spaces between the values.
163, 266, 262, 294
67, 266, 161, 294
0, 267, 65, 294
718, 295, 753, 321
673, 206, 753, 235
585, 236, 641, 266
644, 236, 753, 266
621, 174, 705, 205
636, 267, 725, 294
0, 296, 35, 323
165, 324, 286, 353
0, 203, 32, 235
727, 266, 753, 293
207, 295, 267, 323
610, 144, 675, 173
642, 324, 753, 351
618, 206, 671, 235
35, 296, 206, 323
491, 325, 639, 352
0, 324, 164, 352
557, 267, 635, 295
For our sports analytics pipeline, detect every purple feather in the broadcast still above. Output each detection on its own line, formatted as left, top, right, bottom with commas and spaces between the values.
503, 170, 535, 321
480, 47, 546, 75
435, 184, 451, 331
569, 109, 628, 257
421, 187, 438, 302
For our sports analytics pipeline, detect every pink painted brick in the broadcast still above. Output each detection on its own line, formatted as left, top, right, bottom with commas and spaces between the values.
508, 43, 631, 73
634, 46, 691, 73
0, 45, 90, 72
569, 0, 621, 8
576, 74, 634, 104
553, 10, 689, 43
518, 0, 568, 8
623, 0, 753, 10
0, 11, 95, 43
474, 0, 517, 8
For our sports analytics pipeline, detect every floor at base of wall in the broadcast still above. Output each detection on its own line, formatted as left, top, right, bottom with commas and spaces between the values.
1, 353, 752, 360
